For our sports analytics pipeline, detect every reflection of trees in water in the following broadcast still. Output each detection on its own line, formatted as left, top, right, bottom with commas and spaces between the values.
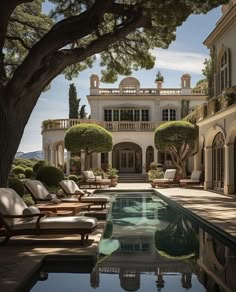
155, 215, 199, 258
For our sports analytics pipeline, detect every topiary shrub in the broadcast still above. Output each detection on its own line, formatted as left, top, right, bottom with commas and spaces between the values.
8, 177, 25, 197
25, 167, 34, 179
36, 166, 64, 186
12, 166, 25, 175
33, 160, 47, 174
17, 173, 26, 179
68, 175, 79, 182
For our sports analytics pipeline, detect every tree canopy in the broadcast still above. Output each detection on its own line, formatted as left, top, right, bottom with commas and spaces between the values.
65, 123, 113, 169
0, 0, 227, 186
154, 121, 198, 177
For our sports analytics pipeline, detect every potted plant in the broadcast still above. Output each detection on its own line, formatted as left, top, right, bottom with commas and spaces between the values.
106, 166, 118, 187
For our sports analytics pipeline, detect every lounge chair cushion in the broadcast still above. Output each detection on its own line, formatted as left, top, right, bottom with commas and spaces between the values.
12, 216, 97, 230
0, 188, 28, 226
25, 180, 50, 200
80, 197, 108, 203
46, 193, 57, 200
191, 170, 201, 180
59, 180, 86, 195
153, 178, 174, 183
179, 179, 200, 184
164, 169, 176, 179
83, 171, 95, 180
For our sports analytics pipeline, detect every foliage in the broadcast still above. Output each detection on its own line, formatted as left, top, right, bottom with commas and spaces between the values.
155, 216, 199, 258
8, 177, 25, 197
22, 194, 34, 206
0, 0, 228, 186
154, 121, 198, 177
181, 99, 190, 118
103, 221, 113, 239
13, 158, 35, 168
33, 160, 47, 174
24, 167, 34, 178
69, 83, 80, 119
12, 165, 25, 175
155, 71, 164, 82
79, 105, 87, 119
106, 166, 118, 179
202, 53, 215, 99
67, 174, 79, 183
148, 169, 164, 181
36, 166, 64, 186
65, 124, 113, 170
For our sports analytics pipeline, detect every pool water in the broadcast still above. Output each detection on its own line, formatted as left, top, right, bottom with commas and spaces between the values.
27, 191, 236, 292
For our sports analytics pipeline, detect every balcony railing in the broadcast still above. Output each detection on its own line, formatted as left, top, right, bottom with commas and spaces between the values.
98, 88, 183, 95
42, 119, 161, 132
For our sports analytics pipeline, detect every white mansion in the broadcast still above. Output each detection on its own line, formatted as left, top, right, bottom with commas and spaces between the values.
42, 73, 206, 174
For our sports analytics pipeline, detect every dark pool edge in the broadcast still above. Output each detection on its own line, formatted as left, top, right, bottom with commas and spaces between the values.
155, 190, 236, 250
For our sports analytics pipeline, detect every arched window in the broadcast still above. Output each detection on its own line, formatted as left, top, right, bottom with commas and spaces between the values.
212, 132, 225, 190
162, 108, 176, 121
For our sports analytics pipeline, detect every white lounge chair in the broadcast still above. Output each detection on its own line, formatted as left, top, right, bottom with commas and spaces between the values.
0, 188, 97, 245
59, 180, 109, 209
24, 180, 79, 204
179, 170, 202, 188
151, 169, 177, 188
82, 171, 111, 188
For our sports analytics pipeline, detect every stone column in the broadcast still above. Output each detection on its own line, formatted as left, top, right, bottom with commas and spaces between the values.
97, 153, 101, 169
108, 151, 112, 166
193, 151, 201, 171
50, 147, 55, 165
154, 149, 158, 164
66, 151, 71, 175
204, 146, 212, 190
81, 150, 85, 171
224, 143, 235, 194
142, 147, 146, 174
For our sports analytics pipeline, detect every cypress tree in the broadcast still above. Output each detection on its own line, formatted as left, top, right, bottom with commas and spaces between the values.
69, 83, 80, 119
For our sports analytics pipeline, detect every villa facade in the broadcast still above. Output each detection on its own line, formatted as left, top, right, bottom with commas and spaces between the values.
193, 0, 236, 195
42, 73, 206, 174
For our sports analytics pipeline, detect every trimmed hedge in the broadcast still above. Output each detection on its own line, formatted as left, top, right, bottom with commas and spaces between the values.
67, 175, 79, 182
8, 177, 25, 197
33, 160, 47, 174
36, 166, 64, 186
25, 167, 34, 179
12, 166, 25, 175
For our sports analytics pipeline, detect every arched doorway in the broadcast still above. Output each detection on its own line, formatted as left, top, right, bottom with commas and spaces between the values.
212, 132, 225, 190
113, 142, 142, 173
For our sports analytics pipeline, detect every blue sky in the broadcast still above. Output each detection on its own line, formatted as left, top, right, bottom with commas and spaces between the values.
17, 6, 221, 153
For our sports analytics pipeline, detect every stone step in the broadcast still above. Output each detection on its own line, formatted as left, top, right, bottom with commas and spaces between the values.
118, 173, 148, 183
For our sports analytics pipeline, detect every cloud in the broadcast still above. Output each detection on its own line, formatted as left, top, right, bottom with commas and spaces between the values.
38, 97, 48, 102
152, 49, 208, 74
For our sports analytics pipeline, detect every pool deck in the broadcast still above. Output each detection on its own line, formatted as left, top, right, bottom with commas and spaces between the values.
1, 183, 236, 291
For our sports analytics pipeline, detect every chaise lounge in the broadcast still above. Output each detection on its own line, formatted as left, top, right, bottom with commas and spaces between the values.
179, 170, 202, 188
0, 188, 97, 245
151, 169, 177, 188
82, 171, 111, 188
24, 180, 80, 204
59, 180, 109, 209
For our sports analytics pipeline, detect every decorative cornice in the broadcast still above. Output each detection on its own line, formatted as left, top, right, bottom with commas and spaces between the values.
204, 5, 236, 48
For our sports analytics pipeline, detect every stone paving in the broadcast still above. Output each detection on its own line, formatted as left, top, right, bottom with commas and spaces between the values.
1, 183, 236, 291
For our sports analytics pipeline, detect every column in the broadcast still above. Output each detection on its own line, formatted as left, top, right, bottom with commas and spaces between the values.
50, 147, 55, 165
81, 150, 85, 171
193, 151, 201, 171
142, 147, 146, 174
154, 149, 158, 164
204, 146, 212, 190
108, 151, 112, 166
224, 143, 235, 194
66, 151, 71, 175
97, 153, 101, 169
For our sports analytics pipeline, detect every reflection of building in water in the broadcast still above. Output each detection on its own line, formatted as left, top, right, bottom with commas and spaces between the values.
197, 228, 236, 291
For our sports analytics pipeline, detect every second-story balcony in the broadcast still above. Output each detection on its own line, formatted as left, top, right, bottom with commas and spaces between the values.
42, 119, 161, 133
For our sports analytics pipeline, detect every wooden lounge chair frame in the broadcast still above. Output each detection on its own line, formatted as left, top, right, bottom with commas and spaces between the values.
59, 180, 107, 209
0, 212, 96, 245
151, 169, 177, 188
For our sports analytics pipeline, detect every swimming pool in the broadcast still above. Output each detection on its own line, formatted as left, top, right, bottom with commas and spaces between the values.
25, 191, 236, 292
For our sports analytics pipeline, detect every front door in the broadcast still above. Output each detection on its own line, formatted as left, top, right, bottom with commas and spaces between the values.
120, 150, 135, 172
